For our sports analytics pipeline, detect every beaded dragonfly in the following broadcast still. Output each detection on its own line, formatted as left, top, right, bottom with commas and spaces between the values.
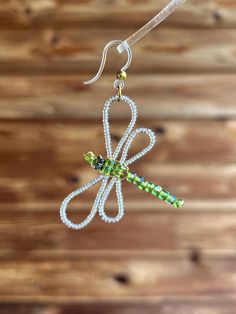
60, 95, 184, 230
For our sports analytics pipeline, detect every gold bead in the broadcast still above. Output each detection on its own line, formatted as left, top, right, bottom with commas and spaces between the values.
116, 70, 127, 80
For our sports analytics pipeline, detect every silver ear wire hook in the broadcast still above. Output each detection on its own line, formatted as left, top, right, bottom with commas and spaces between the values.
84, 40, 132, 85
83, 1, 186, 82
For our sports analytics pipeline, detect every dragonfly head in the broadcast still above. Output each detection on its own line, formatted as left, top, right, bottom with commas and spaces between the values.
84, 151, 106, 171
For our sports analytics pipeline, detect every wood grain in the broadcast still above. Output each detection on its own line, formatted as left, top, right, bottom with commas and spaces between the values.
0, 254, 236, 301
1, 28, 236, 74
1, 162, 236, 205
1, 120, 235, 164
1, 74, 236, 119
1, 209, 236, 253
1, 0, 236, 309
0, 0, 236, 28
1, 300, 236, 314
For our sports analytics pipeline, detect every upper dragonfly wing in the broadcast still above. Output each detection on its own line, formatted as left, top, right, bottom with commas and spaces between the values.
120, 128, 156, 166
103, 95, 137, 160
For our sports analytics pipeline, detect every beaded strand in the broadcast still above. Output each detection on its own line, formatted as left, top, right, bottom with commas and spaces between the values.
85, 151, 184, 209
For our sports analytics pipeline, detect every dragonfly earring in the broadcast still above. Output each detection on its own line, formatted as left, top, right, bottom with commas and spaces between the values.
60, 40, 184, 230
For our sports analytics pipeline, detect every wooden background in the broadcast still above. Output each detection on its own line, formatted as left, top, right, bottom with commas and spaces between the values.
1, 0, 236, 313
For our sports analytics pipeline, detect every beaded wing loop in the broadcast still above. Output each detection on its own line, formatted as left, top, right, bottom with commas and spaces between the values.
60, 95, 184, 230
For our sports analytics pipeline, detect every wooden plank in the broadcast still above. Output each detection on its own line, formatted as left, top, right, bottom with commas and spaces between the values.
1, 209, 236, 253
1, 119, 236, 204
1, 299, 236, 314
1, 74, 236, 119
1, 120, 236, 204
1, 28, 236, 74
0, 254, 236, 301
1, 162, 236, 205
0, 0, 236, 29
1, 120, 235, 163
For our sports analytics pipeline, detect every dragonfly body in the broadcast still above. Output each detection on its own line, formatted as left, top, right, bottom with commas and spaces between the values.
85, 151, 184, 208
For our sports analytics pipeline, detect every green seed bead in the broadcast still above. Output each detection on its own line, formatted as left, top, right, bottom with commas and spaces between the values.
165, 195, 177, 205
138, 181, 149, 190
113, 163, 127, 179
145, 182, 155, 193
173, 199, 185, 208
151, 185, 162, 197
107, 160, 117, 167
115, 172, 124, 179
159, 190, 170, 200
101, 160, 117, 176
101, 168, 110, 176
126, 172, 136, 183
134, 176, 144, 186
116, 172, 125, 179
84, 151, 96, 165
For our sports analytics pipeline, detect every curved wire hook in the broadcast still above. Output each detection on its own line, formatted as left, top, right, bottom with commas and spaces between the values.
84, 40, 132, 85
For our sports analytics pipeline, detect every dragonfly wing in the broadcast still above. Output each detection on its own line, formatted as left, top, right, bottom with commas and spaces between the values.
120, 127, 156, 166
98, 176, 125, 224
60, 175, 106, 230
103, 95, 137, 160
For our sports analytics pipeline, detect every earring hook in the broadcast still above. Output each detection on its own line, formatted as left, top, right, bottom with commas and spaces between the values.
84, 40, 132, 85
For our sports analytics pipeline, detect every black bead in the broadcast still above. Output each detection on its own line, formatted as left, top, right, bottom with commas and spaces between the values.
94, 156, 105, 170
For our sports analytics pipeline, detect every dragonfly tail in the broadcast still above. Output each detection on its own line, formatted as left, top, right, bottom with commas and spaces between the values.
126, 172, 184, 208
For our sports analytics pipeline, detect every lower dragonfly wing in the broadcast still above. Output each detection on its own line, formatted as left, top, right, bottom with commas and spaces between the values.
98, 176, 125, 224
60, 175, 105, 230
